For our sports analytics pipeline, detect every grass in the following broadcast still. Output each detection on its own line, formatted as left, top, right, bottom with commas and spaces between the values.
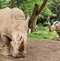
28, 24, 57, 40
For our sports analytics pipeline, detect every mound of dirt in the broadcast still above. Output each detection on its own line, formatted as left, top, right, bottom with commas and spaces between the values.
0, 39, 60, 61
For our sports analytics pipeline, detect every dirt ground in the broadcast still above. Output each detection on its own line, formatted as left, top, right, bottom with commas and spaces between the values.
0, 39, 60, 61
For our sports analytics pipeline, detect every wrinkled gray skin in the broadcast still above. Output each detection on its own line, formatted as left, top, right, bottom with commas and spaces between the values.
49, 21, 60, 38
0, 8, 30, 57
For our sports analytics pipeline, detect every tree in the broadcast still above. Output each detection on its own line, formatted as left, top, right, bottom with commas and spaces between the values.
10, 0, 14, 8
29, 0, 48, 32
0, 0, 2, 8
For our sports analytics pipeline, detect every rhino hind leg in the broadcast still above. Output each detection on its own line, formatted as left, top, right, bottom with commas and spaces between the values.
1, 35, 11, 56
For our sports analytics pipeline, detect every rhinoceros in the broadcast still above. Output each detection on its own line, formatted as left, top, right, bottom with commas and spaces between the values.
49, 21, 60, 38
0, 8, 30, 57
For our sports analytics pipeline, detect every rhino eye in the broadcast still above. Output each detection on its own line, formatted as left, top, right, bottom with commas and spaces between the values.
19, 36, 22, 41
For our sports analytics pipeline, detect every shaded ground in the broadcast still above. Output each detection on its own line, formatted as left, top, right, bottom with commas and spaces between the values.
0, 39, 60, 61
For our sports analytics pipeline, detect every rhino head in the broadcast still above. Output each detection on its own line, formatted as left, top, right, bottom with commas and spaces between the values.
11, 16, 30, 58
49, 21, 59, 32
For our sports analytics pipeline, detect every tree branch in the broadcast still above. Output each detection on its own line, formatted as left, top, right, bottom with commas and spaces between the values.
37, 0, 48, 14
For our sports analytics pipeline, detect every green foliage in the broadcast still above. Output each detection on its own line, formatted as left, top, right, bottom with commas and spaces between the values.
19, 0, 52, 17
0, 0, 60, 19
28, 24, 57, 40
0, 0, 10, 8
39, 6, 52, 18
19, 0, 43, 16
49, 0, 60, 20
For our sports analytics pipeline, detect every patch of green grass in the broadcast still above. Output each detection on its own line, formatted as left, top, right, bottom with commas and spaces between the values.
28, 24, 57, 40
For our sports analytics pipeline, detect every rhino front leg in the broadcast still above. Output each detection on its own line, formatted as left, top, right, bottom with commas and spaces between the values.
1, 35, 11, 56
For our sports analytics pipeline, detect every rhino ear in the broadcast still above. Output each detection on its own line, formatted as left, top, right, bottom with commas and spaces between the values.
26, 15, 30, 25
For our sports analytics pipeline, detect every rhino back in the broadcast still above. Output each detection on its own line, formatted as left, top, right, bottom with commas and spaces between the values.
0, 8, 14, 35
12, 8, 25, 20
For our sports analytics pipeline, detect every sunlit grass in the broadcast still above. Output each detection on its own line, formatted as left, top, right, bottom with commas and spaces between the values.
28, 24, 57, 40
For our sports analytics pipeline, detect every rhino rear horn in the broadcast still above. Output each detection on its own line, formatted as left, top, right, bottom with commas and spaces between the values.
26, 15, 30, 25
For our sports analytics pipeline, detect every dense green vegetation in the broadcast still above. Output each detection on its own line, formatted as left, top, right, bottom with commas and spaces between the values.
28, 24, 57, 40
0, 0, 60, 18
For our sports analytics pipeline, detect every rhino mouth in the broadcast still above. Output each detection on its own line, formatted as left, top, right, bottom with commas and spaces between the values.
11, 51, 25, 58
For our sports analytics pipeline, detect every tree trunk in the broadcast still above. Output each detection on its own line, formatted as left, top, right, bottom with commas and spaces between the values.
29, 0, 48, 32
0, 1, 2, 9
10, 0, 14, 8
28, 4, 39, 32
